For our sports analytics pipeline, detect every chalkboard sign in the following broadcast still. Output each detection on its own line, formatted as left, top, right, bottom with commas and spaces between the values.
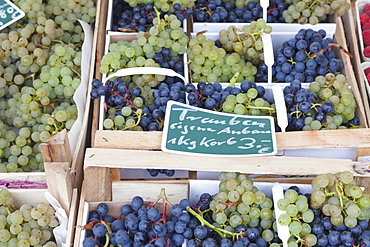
161, 101, 277, 156
0, 0, 24, 30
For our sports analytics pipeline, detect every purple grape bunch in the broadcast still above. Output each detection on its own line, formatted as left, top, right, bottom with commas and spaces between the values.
193, 0, 263, 23
272, 28, 343, 83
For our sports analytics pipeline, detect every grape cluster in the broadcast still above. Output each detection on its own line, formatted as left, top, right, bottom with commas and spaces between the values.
147, 169, 176, 177
83, 191, 204, 247
83, 175, 282, 247
281, 0, 350, 24
277, 188, 317, 246
202, 172, 281, 247
188, 20, 271, 84
267, 0, 288, 23
284, 74, 359, 131
123, 0, 196, 13
91, 76, 185, 131
273, 28, 344, 84
184, 81, 276, 119
277, 171, 370, 247
310, 171, 370, 225
193, 0, 263, 23
100, 14, 188, 75
0, 0, 96, 172
111, 0, 193, 32
0, 189, 59, 246
96, 14, 189, 131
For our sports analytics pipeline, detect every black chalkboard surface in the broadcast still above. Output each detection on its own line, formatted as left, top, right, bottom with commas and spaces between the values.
161, 101, 277, 156
0, 0, 24, 30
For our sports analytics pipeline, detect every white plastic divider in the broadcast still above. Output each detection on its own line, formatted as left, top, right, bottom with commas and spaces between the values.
99, 67, 187, 130
272, 184, 289, 247
356, 0, 370, 62
106, 0, 114, 32
272, 85, 288, 132
261, 0, 269, 21
262, 33, 274, 84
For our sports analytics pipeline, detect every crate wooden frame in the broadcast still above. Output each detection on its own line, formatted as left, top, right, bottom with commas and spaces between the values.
92, 0, 369, 149
342, 0, 370, 125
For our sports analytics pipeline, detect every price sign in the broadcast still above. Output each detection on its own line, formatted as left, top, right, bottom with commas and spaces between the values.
161, 101, 277, 156
0, 0, 24, 31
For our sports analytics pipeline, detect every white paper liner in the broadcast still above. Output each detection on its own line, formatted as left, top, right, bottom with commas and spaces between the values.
68, 20, 94, 155
44, 192, 69, 247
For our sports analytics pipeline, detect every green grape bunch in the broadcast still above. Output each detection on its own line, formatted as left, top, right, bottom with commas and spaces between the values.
310, 171, 370, 227
0, 189, 59, 246
188, 19, 272, 84
282, 0, 350, 24
0, 0, 97, 172
277, 188, 317, 247
218, 19, 272, 65
100, 13, 188, 76
208, 172, 277, 243
124, 0, 196, 12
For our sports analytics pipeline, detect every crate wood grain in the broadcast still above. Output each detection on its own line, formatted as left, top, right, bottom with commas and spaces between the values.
83, 147, 370, 201
94, 128, 370, 150
75, 181, 188, 246
91, 15, 370, 156
343, 0, 370, 125
40, 129, 73, 215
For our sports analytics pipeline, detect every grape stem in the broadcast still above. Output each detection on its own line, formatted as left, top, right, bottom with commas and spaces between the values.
218, 201, 239, 210
103, 232, 110, 247
117, 27, 136, 32
121, 110, 143, 131
199, 7, 213, 16
235, 28, 263, 44
267, 4, 279, 14
70, 66, 81, 78
308, 0, 324, 9
228, 72, 240, 88
24, 73, 35, 80
293, 233, 308, 247
187, 206, 245, 239
34, 33, 49, 48
154, 7, 165, 31
311, 43, 353, 59
148, 188, 173, 225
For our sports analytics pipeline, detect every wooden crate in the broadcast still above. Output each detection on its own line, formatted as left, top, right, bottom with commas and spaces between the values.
91, 0, 370, 155
74, 180, 189, 246
342, 0, 370, 125
76, 145, 370, 245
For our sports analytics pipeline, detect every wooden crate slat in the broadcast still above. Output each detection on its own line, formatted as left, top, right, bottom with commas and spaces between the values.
66, 188, 79, 247
43, 161, 73, 215
84, 148, 369, 176
94, 128, 370, 150
333, 15, 368, 128
84, 166, 112, 202
112, 180, 188, 203
343, 1, 370, 126
40, 129, 72, 163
